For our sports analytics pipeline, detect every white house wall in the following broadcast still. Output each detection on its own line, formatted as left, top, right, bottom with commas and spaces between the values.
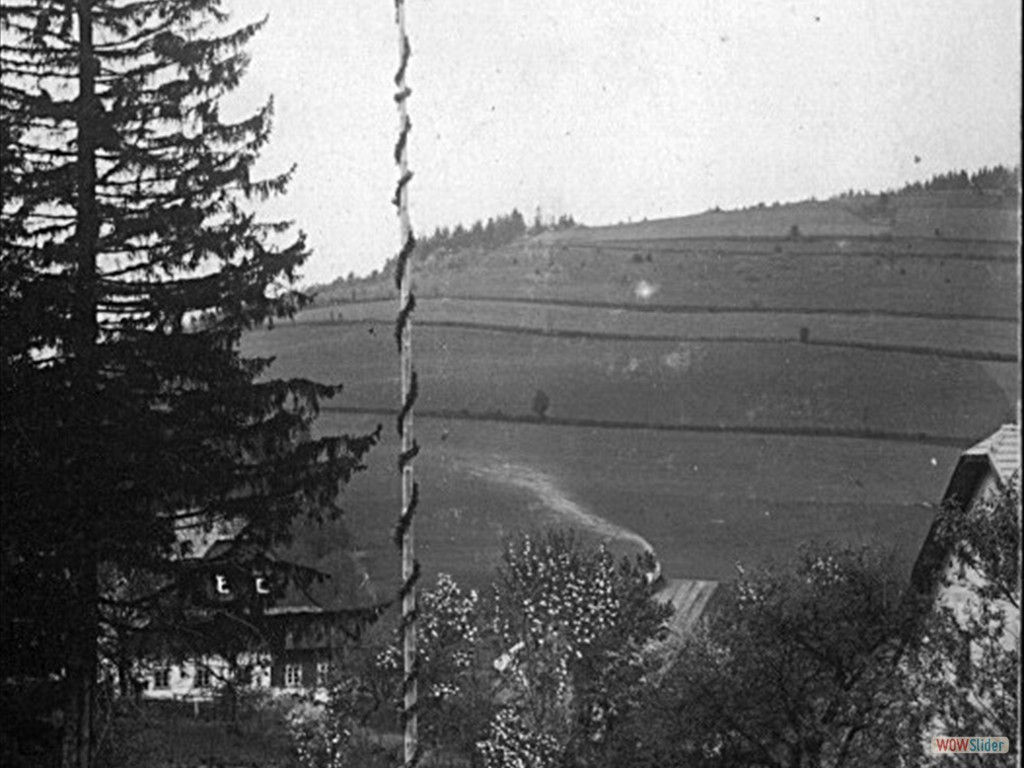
139, 654, 272, 701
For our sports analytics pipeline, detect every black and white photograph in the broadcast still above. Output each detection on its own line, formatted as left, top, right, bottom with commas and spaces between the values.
1, 1, 1020, 766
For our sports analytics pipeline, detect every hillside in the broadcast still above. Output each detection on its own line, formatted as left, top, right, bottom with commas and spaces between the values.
246, 188, 1020, 603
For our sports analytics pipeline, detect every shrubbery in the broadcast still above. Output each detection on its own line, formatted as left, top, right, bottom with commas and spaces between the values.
290, 530, 666, 767
283, 482, 1020, 767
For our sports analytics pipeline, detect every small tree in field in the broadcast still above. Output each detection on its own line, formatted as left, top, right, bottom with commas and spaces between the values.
532, 388, 551, 420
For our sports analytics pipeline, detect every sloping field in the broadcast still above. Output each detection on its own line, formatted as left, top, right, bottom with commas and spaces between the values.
546, 201, 891, 241
553, 236, 1017, 260
308, 413, 954, 596
539, 192, 1019, 244
268, 194, 1018, 597
243, 323, 1013, 440
418, 249, 1016, 319
322, 240, 1018, 321
296, 298, 1018, 361
891, 193, 1021, 241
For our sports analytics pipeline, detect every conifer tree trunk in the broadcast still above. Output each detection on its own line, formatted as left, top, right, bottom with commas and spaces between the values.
62, 2, 101, 765
61, 560, 98, 768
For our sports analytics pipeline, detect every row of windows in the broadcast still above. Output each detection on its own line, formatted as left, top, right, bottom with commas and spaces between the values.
152, 662, 331, 689
285, 662, 331, 687
152, 666, 212, 689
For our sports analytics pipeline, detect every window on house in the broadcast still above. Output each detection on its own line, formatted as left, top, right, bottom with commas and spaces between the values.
153, 668, 171, 689
195, 666, 212, 688
284, 664, 302, 688
316, 662, 330, 687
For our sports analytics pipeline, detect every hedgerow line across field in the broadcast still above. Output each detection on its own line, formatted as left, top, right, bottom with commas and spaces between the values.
296, 317, 1017, 364
318, 293, 1018, 324
320, 404, 979, 449
556, 240, 1020, 263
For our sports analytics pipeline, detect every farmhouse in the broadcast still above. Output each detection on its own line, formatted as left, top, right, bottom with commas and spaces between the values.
135, 522, 388, 701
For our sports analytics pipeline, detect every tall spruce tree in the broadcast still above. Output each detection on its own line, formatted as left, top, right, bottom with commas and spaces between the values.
1, 2, 374, 766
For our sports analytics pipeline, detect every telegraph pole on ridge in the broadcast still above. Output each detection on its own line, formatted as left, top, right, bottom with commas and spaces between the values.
392, 0, 420, 765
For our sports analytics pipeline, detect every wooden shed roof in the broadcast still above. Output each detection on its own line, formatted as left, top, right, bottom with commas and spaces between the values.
654, 578, 720, 643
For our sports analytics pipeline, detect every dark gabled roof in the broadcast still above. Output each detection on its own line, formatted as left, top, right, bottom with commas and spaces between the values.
187, 517, 384, 616
940, 423, 1020, 506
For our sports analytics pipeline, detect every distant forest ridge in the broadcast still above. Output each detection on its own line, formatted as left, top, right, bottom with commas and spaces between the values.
877, 164, 1019, 197
723, 164, 1021, 212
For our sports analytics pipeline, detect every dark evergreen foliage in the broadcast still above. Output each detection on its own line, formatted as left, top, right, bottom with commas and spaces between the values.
1, 2, 375, 765
417, 208, 528, 257
414, 207, 576, 260
899, 165, 1020, 195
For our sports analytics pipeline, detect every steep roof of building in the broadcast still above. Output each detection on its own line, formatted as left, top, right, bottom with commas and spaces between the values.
940, 423, 1020, 507
962, 423, 1020, 488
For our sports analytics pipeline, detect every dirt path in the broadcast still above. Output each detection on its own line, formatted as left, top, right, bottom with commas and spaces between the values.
460, 455, 661, 581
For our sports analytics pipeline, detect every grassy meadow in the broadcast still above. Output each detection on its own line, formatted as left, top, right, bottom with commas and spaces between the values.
323, 243, 1018, 320
307, 412, 954, 591
245, 195, 1018, 595
243, 322, 1013, 440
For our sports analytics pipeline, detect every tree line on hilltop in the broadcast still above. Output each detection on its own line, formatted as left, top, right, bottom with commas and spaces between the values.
417, 207, 577, 259
899, 164, 1020, 195
325, 208, 578, 287
326, 207, 577, 287
833, 164, 1020, 201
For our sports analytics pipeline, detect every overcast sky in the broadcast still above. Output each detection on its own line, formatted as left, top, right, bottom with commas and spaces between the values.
221, 0, 1021, 285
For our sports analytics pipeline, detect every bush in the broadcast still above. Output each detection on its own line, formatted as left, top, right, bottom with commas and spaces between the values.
531, 389, 550, 419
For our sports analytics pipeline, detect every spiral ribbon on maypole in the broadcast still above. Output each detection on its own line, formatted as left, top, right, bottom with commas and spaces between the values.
391, 0, 420, 765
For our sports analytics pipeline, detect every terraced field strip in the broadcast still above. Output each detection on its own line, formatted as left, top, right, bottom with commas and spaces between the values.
438, 293, 1017, 323
557, 238, 1019, 263
315, 292, 1016, 323
320, 404, 979, 449
246, 322, 1012, 441
548, 200, 1018, 244
319, 237, 1017, 320
296, 298, 1019, 361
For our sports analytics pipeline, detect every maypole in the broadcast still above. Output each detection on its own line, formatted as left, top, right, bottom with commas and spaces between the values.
391, 0, 420, 765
